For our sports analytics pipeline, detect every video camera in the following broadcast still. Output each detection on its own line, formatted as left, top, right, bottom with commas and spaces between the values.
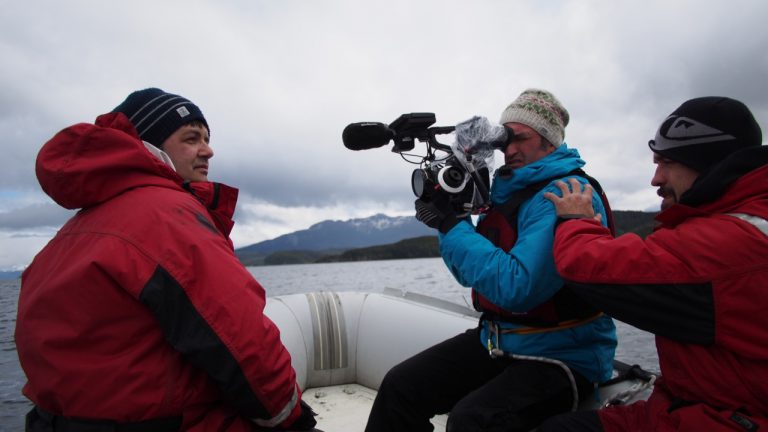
342, 113, 515, 216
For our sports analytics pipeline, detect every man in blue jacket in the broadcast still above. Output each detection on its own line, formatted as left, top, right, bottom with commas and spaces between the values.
365, 89, 617, 432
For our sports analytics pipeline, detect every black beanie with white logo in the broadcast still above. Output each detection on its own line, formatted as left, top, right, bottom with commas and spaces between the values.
112, 88, 209, 148
649, 97, 762, 172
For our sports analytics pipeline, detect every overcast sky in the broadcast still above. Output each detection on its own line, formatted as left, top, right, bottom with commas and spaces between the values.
1, 0, 767, 270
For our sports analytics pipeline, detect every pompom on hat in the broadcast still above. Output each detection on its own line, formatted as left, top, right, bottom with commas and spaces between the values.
499, 88, 570, 147
649, 96, 762, 172
112, 88, 209, 148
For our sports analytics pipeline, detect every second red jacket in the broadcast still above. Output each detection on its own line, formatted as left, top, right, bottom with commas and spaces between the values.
552, 149, 768, 431
16, 113, 303, 430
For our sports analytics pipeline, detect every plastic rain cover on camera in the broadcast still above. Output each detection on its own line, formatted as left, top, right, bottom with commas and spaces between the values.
451, 116, 502, 211
453, 116, 500, 171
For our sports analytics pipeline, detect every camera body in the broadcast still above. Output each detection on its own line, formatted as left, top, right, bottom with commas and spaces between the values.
411, 160, 490, 215
344, 113, 513, 215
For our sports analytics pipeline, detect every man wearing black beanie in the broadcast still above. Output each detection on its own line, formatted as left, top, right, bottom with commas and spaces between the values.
17, 88, 318, 431
112, 87, 213, 182
540, 96, 768, 431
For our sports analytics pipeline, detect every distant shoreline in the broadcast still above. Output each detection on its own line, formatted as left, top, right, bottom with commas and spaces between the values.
0, 271, 21, 280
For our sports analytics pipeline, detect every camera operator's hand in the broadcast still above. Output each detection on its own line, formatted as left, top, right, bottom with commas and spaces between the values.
415, 194, 459, 234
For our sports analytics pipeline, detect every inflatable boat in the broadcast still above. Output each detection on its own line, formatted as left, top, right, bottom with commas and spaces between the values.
265, 289, 655, 431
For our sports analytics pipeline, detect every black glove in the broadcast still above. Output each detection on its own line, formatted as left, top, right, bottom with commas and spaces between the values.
414, 195, 459, 234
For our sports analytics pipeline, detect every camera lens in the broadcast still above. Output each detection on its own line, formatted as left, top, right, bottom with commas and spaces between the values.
411, 169, 429, 198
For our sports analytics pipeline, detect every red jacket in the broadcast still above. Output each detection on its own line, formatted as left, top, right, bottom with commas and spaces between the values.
552, 151, 768, 431
16, 113, 303, 430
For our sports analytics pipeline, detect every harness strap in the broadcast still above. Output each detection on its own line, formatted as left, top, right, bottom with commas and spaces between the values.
575, 169, 616, 236
498, 312, 605, 335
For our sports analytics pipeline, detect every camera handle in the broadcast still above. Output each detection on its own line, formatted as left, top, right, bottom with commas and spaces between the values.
463, 156, 491, 208
426, 126, 455, 153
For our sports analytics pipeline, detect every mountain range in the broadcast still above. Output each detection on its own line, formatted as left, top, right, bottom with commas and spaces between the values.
237, 214, 433, 254
235, 211, 658, 266
235, 213, 433, 265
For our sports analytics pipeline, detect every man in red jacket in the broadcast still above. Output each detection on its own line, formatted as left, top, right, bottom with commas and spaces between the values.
538, 96, 768, 431
17, 88, 317, 431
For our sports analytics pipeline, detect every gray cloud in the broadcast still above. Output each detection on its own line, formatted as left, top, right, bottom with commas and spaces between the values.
0, 203, 74, 231
1, 0, 767, 268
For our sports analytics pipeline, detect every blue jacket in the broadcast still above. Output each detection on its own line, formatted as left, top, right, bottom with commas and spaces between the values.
439, 144, 617, 383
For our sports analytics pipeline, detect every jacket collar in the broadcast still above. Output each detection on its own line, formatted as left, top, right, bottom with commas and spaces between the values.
679, 146, 768, 208
182, 181, 238, 237
656, 161, 768, 228
490, 143, 586, 204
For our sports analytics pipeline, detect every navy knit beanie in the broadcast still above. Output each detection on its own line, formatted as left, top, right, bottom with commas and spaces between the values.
112, 88, 209, 148
649, 97, 762, 172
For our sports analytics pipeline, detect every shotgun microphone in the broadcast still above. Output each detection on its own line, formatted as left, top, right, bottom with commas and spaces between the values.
342, 122, 396, 150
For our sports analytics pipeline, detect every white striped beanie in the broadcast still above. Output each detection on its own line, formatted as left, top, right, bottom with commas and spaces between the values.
112, 88, 209, 148
499, 88, 569, 147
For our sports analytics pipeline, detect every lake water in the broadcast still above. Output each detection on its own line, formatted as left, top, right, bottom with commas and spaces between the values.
0, 258, 658, 431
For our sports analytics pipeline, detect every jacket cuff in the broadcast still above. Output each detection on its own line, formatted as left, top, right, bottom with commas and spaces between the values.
555, 214, 592, 228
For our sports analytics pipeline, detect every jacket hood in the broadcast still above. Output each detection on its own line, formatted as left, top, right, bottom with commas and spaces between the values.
490, 143, 586, 204
36, 112, 183, 210
680, 145, 768, 208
